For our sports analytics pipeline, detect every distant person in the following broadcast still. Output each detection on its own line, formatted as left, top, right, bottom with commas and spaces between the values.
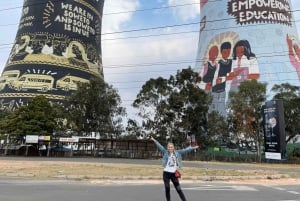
150, 136, 199, 201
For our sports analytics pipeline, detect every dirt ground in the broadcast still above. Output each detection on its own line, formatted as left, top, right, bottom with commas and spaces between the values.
0, 159, 299, 185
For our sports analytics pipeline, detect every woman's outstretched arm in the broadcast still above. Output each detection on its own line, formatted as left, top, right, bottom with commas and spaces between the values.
150, 136, 166, 153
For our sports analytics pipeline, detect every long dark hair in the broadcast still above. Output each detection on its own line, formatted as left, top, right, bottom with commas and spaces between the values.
232, 40, 256, 60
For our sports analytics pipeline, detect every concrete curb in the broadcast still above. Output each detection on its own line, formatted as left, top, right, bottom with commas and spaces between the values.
0, 172, 289, 182
51, 174, 288, 181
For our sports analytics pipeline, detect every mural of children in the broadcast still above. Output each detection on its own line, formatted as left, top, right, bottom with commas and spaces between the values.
211, 42, 232, 116
286, 34, 300, 79
199, 45, 219, 91
227, 40, 259, 91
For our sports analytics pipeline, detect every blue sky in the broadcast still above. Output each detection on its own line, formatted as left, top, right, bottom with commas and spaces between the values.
0, 0, 299, 122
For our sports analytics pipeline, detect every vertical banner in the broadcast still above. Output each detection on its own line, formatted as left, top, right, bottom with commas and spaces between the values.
196, 0, 300, 117
0, 0, 104, 109
262, 99, 286, 160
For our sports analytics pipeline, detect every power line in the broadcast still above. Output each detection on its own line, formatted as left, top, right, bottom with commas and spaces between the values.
0, 3, 300, 45
103, 50, 300, 68
0, 49, 299, 76
1, 1, 300, 32
1, 16, 300, 47
103, 2, 201, 15
0, 17, 299, 48
106, 69, 299, 82
0, 37, 299, 78
102, 30, 199, 41
0, 2, 299, 78
0, 1, 201, 14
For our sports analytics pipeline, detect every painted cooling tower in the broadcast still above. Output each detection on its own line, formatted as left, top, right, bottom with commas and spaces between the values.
0, 0, 104, 109
196, 0, 300, 117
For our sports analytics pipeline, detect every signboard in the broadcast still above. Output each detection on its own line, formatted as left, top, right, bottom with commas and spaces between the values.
59, 137, 79, 143
38, 136, 51, 141
25, 135, 39, 143
262, 99, 286, 160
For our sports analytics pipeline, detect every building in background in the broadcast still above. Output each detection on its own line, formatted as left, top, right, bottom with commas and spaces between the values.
196, 0, 300, 117
0, 0, 104, 109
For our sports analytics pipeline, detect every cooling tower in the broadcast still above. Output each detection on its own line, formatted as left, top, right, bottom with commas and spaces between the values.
0, 0, 104, 109
196, 0, 300, 117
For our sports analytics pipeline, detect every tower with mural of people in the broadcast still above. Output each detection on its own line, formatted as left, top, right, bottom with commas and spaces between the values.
0, 0, 104, 109
196, 0, 300, 117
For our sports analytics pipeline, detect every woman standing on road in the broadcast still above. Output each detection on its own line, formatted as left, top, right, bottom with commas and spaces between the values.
150, 136, 199, 201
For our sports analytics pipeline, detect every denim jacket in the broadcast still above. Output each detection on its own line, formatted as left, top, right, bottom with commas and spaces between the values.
153, 139, 194, 169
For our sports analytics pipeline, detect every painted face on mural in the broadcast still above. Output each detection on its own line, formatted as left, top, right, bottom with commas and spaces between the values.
53, 39, 67, 56
221, 48, 231, 60
31, 40, 45, 54
209, 45, 219, 62
72, 44, 83, 59
236, 45, 244, 59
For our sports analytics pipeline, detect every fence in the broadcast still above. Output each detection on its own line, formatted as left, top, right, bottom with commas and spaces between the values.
1, 139, 299, 163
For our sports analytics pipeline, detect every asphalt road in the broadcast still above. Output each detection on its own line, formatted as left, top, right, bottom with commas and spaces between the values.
0, 157, 300, 201
0, 179, 299, 201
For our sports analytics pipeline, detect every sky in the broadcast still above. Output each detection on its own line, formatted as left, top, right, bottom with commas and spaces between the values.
0, 0, 300, 124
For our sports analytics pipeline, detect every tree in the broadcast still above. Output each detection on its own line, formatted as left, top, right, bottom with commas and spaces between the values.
51, 103, 69, 136
124, 118, 144, 139
168, 68, 209, 146
227, 80, 267, 159
0, 95, 58, 140
206, 111, 229, 146
271, 83, 300, 143
133, 76, 171, 142
66, 77, 126, 138
133, 67, 209, 146
0, 107, 13, 141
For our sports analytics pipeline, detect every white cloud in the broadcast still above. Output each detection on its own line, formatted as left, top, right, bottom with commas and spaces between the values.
102, 17, 199, 119
102, 25, 198, 90
102, 27, 199, 117
167, 0, 200, 21
102, 0, 140, 33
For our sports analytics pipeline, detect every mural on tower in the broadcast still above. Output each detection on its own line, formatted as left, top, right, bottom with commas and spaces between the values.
0, 0, 104, 109
196, 0, 300, 117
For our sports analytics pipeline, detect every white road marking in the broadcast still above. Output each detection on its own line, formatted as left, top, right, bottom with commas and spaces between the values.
279, 200, 300, 201
287, 191, 300, 195
273, 187, 286, 191
182, 185, 257, 191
